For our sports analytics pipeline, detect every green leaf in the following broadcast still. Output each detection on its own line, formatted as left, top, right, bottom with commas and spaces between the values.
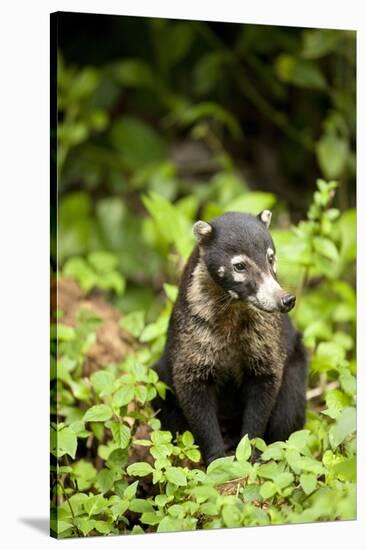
62, 257, 97, 293
110, 116, 167, 169
142, 192, 194, 258
300, 473, 317, 495
123, 480, 139, 500
140, 511, 164, 525
112, 386, 134, 407
95, 521, 112, 535
337, 209, 356, 264
74, 518, 96, 536
163, 283, 178, 302
83, 404, 113, 423
260, 481, 277, 499
224, 192, 276, 216
333, 456, 356, 481
312, 342, 346, 373
157, 516, 186, 533
119, 311, 145, 338
111, 498, 129, 518
261, 442, 285, 461
52, 324, 75, 342
126, 462, 154, 477
287, 430, 310, 451
275, 472, 294, 489
90, 371, 115, 397
181, 431, 194, 447
329, 407, 356, 449
129, 498, 155, 513
58, 427, 77, 459
165, 467, 187, 486
316, 133, 348, 179
236, 434, 252, 461
110, 422, 131, 449
276, 54, 327, 89
96, 468, 116, 494
313, 237, 339, 262
84, 495, 108, 517
258, 461, 284, 480
222, 504, 242, 528
185, 449, 201, 462
302, 30, 340, 59
87, 251, 119, 273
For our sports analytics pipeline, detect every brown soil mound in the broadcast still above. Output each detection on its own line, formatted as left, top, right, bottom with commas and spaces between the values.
51, 277, 133, 375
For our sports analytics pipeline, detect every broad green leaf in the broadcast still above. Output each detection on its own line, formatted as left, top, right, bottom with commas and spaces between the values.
276, 54, 327, 89
236, 434, 252, 461
140, 511, 164, 525
165, 467, 187, 486
222, 504, 242, 527
95, 521, 112, 534
96, 468, 116, 494
74, 518, 96, 536
181, 431, 194, 447
275, 472, 294, 489
157, 516, 185, 533
123, 480, 139, 500
112, 386, 134, 407
163, 283, 178, 302
58, 427, 77, 459
129, 498, 155, 513
333, 456, 356, 481
110, 116, 167, 169
316, 133, 348, 179
313, 237, 339, 262
119, 311, 145, 338
260, 481, 277, 499
302, 29, 340, 59
185, 449, 201, 462
84, 495, 108, 517
329, 407, 356, 449
110, 422, 131, 449
224, 192, 276, 216
87, 251, 119, 273
52, 324, 75, 342
142, 191, 194, 258
300, 473, 317, 495
83, 405, 113, 423
90, 371, 115, 397
287, 430, 310, 451
127, 462, 154, 477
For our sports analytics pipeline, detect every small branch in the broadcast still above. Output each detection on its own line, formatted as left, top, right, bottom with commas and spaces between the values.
306, 381, 339, 400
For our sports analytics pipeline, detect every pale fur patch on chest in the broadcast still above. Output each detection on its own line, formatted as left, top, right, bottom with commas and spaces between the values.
173, 256, 284, 386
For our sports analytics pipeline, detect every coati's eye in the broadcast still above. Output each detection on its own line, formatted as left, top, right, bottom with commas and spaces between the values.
267, 248, 277, 273
233, 262, 246, 272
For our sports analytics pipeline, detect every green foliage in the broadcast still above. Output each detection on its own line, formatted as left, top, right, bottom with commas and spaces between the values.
51, 179, 356, 537
53, 18, 356, 538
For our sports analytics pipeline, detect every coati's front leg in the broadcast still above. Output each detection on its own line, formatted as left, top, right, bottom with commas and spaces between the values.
175, 378, 225, 465
241, 373, 281, 441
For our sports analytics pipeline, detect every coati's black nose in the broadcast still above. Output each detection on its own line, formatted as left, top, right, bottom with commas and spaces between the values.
281, 294, 296, 311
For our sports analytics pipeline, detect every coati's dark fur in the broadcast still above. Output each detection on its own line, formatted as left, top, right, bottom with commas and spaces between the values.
153, 211, 308, 465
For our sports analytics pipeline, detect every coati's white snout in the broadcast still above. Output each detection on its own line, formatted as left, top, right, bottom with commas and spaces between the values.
250, 275, 296, 313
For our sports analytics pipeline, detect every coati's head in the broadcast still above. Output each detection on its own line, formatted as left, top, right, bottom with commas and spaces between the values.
193, 211, 296, 314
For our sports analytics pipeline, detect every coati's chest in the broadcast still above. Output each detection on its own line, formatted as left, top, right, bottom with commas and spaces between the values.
174, 307, 283, 385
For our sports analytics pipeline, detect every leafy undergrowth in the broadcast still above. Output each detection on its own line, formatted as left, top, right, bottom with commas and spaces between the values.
51, 181, 356, 537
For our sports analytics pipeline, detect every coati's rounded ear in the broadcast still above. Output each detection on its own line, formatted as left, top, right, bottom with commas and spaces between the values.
193, 220, 213, 244
257, 209, 272, 229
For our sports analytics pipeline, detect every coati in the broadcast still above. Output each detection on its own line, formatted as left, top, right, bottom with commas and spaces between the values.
153, 210, 308, 465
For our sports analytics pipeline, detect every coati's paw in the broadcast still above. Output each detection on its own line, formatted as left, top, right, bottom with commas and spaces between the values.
205, 449, 226, 466
250, 447, 262, 464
